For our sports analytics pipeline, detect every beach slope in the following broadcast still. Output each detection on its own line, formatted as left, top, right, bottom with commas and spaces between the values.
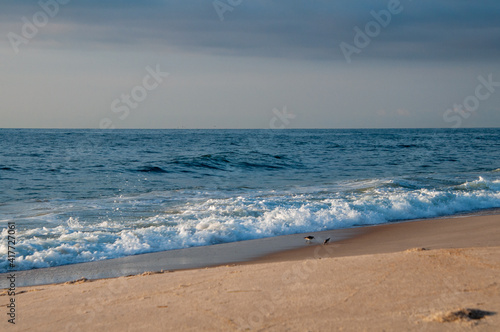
1, 214, 499, 331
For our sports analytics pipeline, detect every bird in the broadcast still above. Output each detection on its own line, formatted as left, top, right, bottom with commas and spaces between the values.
304, 236, 314, 242
323, 238, 330, 245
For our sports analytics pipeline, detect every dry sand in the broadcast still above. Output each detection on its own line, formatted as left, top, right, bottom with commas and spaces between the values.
1, 214, 499, 331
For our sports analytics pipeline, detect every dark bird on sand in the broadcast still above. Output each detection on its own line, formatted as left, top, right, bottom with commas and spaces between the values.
323, 238, 330, 245
304, 236, 314, 242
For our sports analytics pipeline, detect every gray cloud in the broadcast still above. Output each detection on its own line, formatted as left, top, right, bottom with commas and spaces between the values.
3, 0, 500, 61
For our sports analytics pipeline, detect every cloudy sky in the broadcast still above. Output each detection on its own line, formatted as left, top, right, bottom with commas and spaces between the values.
1, 0, 499, 128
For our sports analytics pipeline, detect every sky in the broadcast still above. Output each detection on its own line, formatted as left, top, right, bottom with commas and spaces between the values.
1, 0, 500, 129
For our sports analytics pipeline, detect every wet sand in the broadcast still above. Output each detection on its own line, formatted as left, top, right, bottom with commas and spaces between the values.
1, 214, 499, 331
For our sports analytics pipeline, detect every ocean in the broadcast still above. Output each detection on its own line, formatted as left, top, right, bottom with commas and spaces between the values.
1, 128, 499, 273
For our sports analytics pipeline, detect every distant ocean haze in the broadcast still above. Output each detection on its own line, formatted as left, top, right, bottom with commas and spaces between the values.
0, 128, 499, 272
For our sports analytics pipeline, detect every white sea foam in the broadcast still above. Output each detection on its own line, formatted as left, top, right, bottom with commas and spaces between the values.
2, 177, 500, 272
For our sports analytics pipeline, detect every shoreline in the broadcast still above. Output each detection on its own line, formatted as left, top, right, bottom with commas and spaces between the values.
253, 212, 500, 264
1, 213, 499, 330
0, 225, 363, 288
1, 210, 499, 288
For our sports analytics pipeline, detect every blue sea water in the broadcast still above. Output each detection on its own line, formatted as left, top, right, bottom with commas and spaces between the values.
1, 128, 500, 272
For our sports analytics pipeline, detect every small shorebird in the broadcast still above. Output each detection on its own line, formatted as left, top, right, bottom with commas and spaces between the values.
304, 236, 314, 242
323, 238, 330, 245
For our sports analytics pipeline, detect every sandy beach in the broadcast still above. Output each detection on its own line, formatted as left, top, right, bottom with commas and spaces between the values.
2, 214, 499, 331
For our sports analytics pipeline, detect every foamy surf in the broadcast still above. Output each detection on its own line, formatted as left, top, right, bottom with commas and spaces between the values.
2, 176, 500, 272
